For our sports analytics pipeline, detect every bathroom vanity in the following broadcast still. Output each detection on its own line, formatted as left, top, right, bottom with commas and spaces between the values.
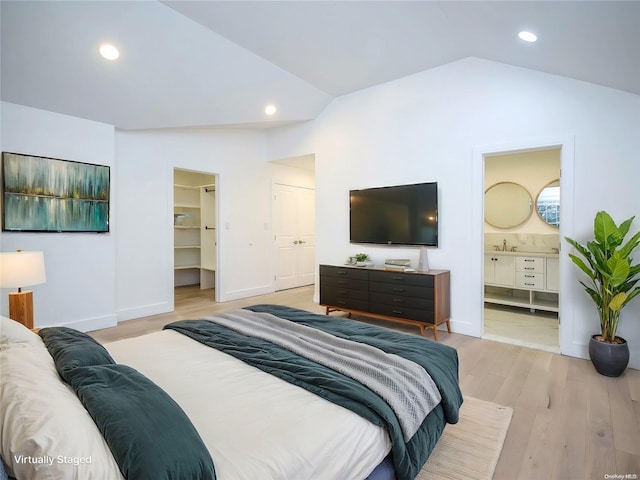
484, 251, 559, 313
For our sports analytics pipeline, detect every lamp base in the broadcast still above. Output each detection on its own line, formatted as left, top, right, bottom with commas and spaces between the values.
9, 290, 34, 329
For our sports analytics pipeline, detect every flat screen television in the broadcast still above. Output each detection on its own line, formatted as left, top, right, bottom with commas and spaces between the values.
350, 182, 438, 246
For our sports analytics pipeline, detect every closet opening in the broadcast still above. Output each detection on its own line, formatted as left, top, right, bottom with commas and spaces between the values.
173, 168, 218, 301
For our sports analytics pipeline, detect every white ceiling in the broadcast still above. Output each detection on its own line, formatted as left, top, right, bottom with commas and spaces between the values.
2, 1, 639, 130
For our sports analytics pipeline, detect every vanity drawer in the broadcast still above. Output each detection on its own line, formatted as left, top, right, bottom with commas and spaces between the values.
516, 272, 544, 289
516, 256, 545, 273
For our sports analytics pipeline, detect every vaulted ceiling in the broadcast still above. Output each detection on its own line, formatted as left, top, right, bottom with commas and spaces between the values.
2, 1, 639, 130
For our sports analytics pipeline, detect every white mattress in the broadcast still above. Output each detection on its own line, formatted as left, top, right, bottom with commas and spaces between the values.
104, 329, 392, 480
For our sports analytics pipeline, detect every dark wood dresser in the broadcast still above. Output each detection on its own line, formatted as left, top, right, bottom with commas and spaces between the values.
319, 264, 451, 340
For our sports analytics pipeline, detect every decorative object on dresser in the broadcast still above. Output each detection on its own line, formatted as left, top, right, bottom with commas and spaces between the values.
0, 250, 47, 329
384, 259, 412, 272
565, 211, 640, 377
320, 264, 451, 340
354, 253, 370, 266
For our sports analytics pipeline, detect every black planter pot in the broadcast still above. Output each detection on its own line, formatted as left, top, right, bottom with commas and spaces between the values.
588, 335, 630, 377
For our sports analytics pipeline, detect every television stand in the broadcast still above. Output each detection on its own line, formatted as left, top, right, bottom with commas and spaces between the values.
319, 264, 451, 341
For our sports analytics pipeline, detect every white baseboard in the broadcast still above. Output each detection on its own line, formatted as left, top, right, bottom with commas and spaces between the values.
218, 285, 274, 303
117, 302, 172, 323
39, 314, 119, 333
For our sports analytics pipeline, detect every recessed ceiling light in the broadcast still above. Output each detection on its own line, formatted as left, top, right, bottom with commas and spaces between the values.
518, 31, 537, 43
265, 105, 277, 116
99, 44, 120, 61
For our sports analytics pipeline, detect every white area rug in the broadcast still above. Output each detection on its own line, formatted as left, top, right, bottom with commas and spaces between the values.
416, 396, 513, 480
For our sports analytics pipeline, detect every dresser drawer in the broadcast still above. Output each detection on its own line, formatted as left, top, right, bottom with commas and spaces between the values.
515, 272, 545, 289
372, 292, 433, 311
320, 285, 369, 302
516, 256, 544, 273
320, 264, 369, 281
321, 275, 368, 291
369, 270, 433, 287
370, 281, 433, 300
321, 295, 369, 312
369, 303, 434, 324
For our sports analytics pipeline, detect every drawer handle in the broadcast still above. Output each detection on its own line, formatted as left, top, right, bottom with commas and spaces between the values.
524, 267, 535, 270
525, 275, 535, 278
393, 287, 405, 292
524, 259, 535, 262
337, 271, 347, 275
393, 299, 405, 303
392, 309, 404, 315
337, 280, 346, 284
337, 300, 347, 305
338, 289, 347, 294
524, 283, 535, 286
392, 276, 405, 281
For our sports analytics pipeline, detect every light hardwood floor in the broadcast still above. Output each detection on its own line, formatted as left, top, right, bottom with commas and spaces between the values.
91, 285, 640, 480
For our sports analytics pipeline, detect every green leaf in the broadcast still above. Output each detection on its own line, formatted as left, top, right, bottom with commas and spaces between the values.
609, 292, 627, 311
618, 216, 635, 238
568, 254, 595, 280
618, 230, 640, 259
587, 240, 606, 271
581, 282, 603, 308
594, 211, 620, 246
607, 257, 630, 287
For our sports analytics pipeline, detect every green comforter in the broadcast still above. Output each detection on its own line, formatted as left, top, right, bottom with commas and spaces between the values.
165, 304, 463, 480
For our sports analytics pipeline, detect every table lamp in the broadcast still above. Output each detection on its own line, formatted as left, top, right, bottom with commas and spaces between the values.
0, 250, 46, 329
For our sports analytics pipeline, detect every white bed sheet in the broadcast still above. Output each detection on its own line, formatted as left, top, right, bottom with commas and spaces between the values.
104, 329, 392, 480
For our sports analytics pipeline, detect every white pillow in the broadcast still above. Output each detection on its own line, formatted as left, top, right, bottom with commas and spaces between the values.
0, 316, 41, 346
0, 341, 124, 480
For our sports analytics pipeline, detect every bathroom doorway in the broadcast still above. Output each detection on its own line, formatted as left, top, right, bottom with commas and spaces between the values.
482, 148, 561, 352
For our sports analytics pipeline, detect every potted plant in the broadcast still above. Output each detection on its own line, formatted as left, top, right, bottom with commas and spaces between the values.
565, 211, 640, 376
354, 253, 369, 267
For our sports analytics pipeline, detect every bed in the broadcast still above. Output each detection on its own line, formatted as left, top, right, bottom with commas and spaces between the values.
0, 305, 463, 480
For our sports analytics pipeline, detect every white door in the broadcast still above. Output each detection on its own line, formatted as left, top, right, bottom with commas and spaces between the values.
200, 186, 216, 289
273, 184, 315, 291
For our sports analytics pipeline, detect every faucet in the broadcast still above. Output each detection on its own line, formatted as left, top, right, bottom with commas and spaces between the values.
502, 239, 507, 251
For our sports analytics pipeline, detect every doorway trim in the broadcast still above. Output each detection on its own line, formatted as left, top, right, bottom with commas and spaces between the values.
472, 135, 575, 355
170, 167, 220, 310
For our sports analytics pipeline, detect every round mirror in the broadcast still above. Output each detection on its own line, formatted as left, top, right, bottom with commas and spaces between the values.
535, 179, 560, 228
484, 182, 533, 229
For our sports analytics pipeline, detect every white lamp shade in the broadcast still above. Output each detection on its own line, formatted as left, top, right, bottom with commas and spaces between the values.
0, 251, 47, 288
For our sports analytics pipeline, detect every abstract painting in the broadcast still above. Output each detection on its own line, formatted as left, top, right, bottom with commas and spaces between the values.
2, 152, 110, 232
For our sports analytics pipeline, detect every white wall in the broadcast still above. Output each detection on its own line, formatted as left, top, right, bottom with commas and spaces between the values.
0, 102, 116, 330
115, 127, 315, 321
267, 58, 640, 369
